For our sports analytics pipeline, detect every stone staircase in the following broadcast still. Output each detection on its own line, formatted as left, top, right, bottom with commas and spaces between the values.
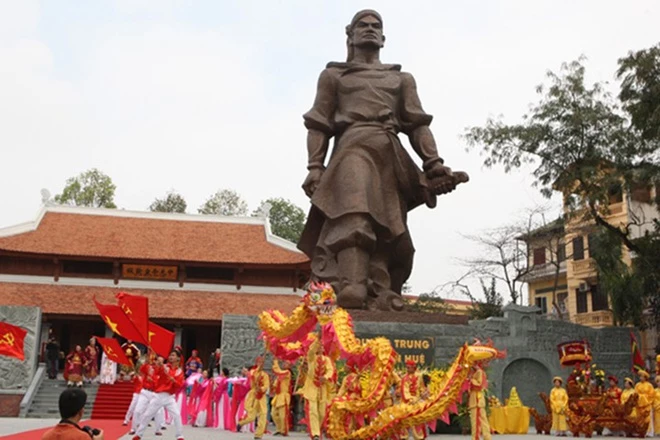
26, 375, 99, 419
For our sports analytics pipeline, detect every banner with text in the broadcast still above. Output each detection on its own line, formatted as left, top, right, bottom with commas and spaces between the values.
356, 334, 435, 366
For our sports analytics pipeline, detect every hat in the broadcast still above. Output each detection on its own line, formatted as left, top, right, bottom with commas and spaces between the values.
607, 375, 618, 383
552, 376, 563, 384
405, 360, 417, 367
624, 377, 634, 386
637, 370, 650, 379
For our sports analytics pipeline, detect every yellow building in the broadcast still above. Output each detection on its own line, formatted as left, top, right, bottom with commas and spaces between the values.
403, 295, 472, 316
519, 184, 658, 357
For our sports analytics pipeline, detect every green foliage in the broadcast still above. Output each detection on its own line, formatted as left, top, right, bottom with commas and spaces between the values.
617, 44, 660, 142
149, 191, 187, 213
589, 229, 645, 327
464, 54, 660, 326
468, 278, 504, 320
54, 168, 117, 208
253, 197, 306, 243
198, 189, 248, 216
634, 224, 660, 328
465, 59, 640, 207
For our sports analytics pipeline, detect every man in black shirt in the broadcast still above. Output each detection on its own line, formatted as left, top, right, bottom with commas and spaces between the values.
45, 336, 60, 379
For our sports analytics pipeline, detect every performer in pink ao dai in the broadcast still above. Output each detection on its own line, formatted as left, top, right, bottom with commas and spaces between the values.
212, 368, 231, 429
190, 371, 215, 427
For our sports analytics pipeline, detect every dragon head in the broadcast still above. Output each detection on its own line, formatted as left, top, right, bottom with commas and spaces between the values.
464, 339, 506, 365
302, 280, 337, 323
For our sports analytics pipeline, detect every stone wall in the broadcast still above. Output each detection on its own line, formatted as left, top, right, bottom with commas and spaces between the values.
0, 306, 42, 391
221, 304, 634, 414
221, 314, 262, 375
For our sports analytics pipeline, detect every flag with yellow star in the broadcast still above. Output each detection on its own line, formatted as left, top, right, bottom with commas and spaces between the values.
94, 299, 148, 345
148, 321, 175, 358
95, 336, 131, 366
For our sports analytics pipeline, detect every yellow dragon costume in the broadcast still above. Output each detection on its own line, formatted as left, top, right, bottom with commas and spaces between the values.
259, 282, 505, 440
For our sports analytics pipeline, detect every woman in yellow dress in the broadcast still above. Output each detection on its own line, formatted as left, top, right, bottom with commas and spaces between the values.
635, 370, 655, 436
621, 377, 637, 419
653, 376, 660, 436
550, 376, 568, 436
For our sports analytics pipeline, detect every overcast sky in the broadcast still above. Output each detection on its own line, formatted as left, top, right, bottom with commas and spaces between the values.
1, 1, 658, 303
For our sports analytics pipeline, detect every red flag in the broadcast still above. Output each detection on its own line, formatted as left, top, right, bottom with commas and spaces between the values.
631, 331, 646, 373
0, 322, 27, 361
116, 292, 149, 343
148, 321, 175, 358
94, 299, 147, 345
95, 336, 131, 367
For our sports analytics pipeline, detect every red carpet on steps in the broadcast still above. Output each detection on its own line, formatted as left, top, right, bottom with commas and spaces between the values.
0, 419, 128, 440
91, 381, 134, 420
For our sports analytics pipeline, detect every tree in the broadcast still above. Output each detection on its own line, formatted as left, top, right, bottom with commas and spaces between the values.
198, 189, 248, 216
465, 58, 656, 241
252, 197, 306, 243
149, 191, 187, 213
54, 168, 117, 208
465, 56, 659, 326
458, 226, 528, 305
467, 278, 504, 320
589, 228, 645, 327
617, 44, 660, 142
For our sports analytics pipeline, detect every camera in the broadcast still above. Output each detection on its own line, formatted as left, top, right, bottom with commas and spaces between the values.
81, 425, 101, 438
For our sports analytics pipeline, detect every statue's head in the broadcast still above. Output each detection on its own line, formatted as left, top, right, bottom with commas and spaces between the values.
346, 10, 385, 59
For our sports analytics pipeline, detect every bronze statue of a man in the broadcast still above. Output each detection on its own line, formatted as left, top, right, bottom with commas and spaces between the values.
298, 10, 467, 311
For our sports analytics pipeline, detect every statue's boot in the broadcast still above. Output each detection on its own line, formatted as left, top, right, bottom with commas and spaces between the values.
369, 248, 405, 311
336, 247, 369, 309
373, 290, 404, 311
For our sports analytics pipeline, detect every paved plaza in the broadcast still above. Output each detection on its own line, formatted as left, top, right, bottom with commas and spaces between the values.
0, 418, 541, 440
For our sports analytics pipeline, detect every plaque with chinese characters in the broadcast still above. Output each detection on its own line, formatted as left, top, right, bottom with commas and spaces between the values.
122, 264, 178, 280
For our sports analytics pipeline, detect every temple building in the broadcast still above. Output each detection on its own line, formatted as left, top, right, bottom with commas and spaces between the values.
0, 205, 310, 359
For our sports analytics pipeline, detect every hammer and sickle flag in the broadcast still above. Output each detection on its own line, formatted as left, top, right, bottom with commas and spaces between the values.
95, 336, 131, 367
93, 299, 147, 345
116, 292, 149, 343
0, 322, 27, 361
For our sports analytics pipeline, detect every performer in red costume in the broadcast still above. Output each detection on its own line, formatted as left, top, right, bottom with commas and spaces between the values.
64, 345, 86, 388
83, 337, 99, 383
130, 350, 165, 436
123, 371, 143, 426
133, 350, 185, 440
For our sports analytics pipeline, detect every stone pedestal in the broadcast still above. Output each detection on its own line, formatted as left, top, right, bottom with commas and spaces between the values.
221, 305, 634, 417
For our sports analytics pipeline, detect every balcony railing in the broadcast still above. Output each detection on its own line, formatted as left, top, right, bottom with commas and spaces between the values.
572, 258, 596, 276
574, 310, 614, 327
521, 261, 567, 282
